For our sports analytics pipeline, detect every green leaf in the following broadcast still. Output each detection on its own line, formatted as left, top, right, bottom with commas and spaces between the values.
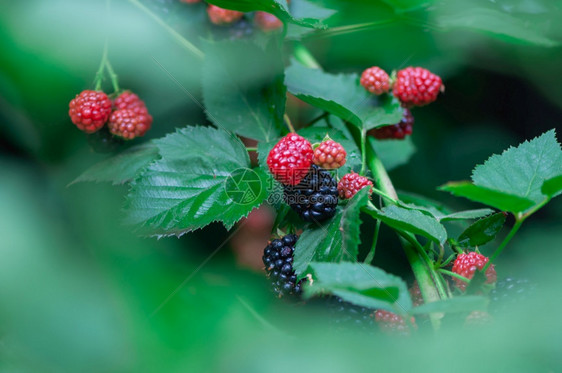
293, 189, 369, 276
125, 126, 267, 237
439, 208, 495, 222
411, 296, 488, 315
457, 212, 507, 248
285, 62, 403, 130
202, 40, 286, 142
435, 7, 559, 47
304, 262, 412, 314
365, 204, 447, 244
370, 137, 416, 171
441, 131, 562, 213
471, 130, 562, 204
541, 175, 562, 198
439, 182, 536, 213
70, 143, 159, 185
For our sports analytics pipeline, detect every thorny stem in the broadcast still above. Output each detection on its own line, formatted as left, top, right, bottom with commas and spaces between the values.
127, 0, 204, 60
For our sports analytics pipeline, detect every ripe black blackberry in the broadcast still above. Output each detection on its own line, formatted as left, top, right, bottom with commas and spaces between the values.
489, 277, 535, 315
327, 297, 375, 330
262, 234, 304, 297
283, 165, 338, 223
87, 126, 124, 153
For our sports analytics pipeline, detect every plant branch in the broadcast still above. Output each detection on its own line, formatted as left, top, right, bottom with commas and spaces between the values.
483, 218, 523, 271
292, 42, 321, 69
127, 0, 204, 60
93, 41, 108, 91
303, 19, 396, 40
438, 269, 469, 283
104, 60, 120, 93
360, 129, 367, 175
284, 114, 296, 133
306, 112, 329, 127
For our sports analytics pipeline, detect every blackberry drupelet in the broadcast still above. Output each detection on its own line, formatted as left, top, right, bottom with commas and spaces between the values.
262, 234, 304, 297
489, 278, 535, 315
283, 165, 338, 223
212, 17, 255, 40
327, 297, 375, 330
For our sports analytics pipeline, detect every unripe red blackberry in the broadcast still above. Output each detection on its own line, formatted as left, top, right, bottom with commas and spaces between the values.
254, 11, 283, 31
108, 109, 152, 140
267, 134, 313, 186
452, 252, 497, 291
392, 67, 443, 107
374, 310, 416, 336
337, 172, 373, 199
367, 108, 414, 140
68, 90, 112, 133
360, 66, 390, 95
409, 281, 424, 307
207, 5, 244, 25
313, 140, 347, 170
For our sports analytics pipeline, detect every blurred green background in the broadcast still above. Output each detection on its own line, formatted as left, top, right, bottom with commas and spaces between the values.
1, 0, 561, 371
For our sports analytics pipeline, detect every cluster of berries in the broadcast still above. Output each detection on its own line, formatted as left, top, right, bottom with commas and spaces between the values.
266, 134, 373, 223
68, 90, 152, 140
206, 3, 283, 35
360, 66, 443, 140
262, 233, 421, 335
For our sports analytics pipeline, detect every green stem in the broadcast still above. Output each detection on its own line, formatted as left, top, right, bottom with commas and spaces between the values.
483, 218, 523, 271
365, 142, 446, 329
363, 220, 380, 264
370, 188, 398, 205
306, 112, 329, 127
303, 19, 396, 40
293, 42, 321, 69
360, 129, 367, 175
104, 60, 120, 93
402, 241, 441, 329
127, 0, 204, 60
284, 114, 296, 133
438, 269, 469, 283
93, 41, 108, 91
366, 144, 398, 201
246, 147, 257, 152
399, 231, 448, 300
